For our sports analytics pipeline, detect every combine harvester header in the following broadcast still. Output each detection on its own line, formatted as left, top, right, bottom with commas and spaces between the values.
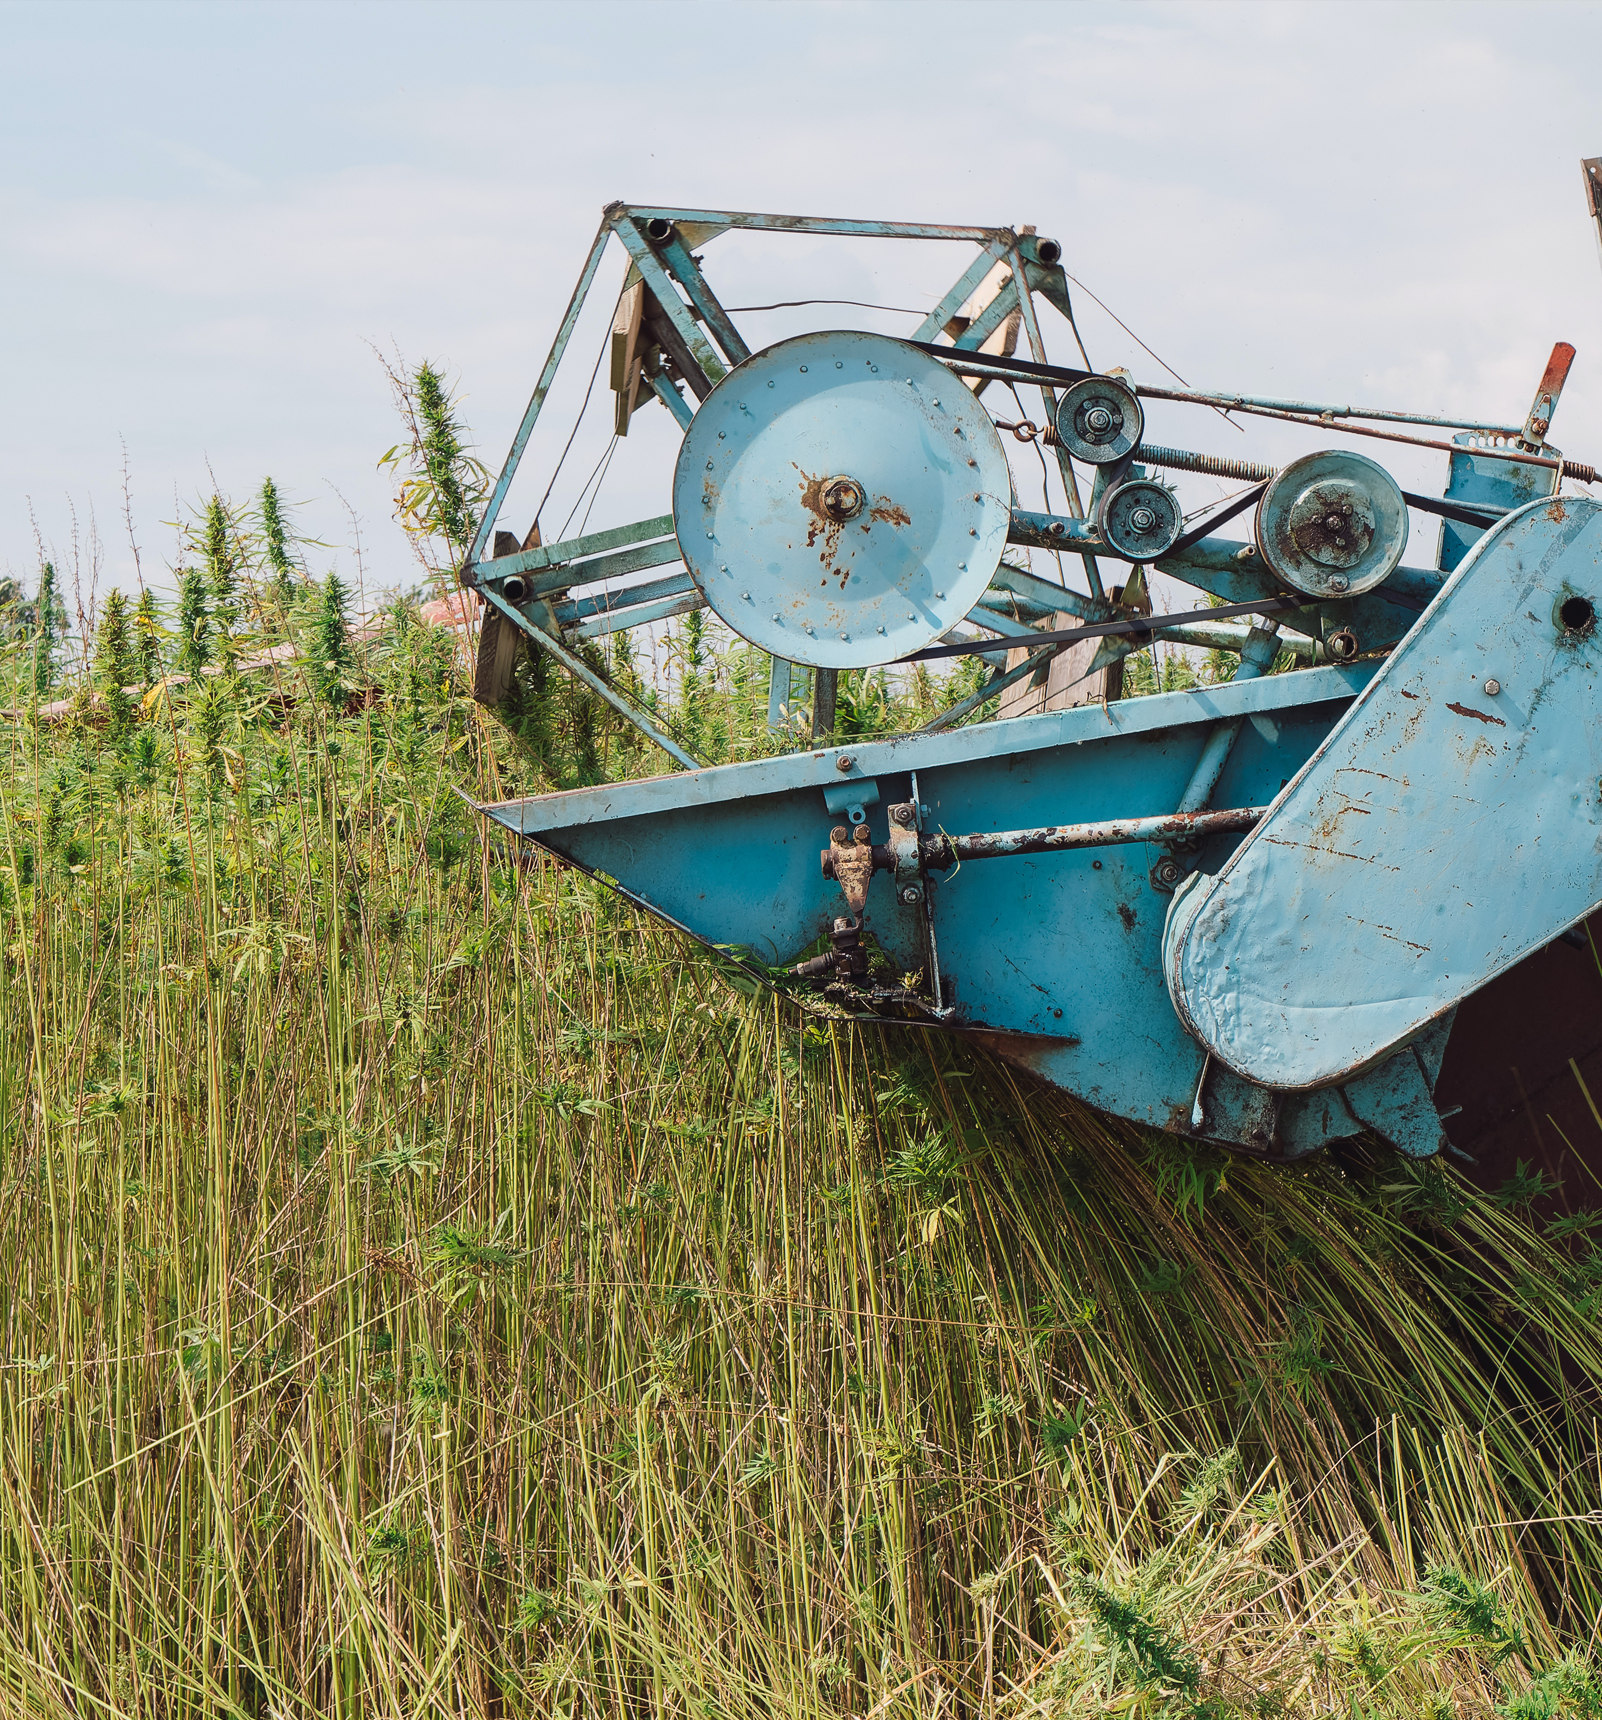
460, 179, 1602, 1163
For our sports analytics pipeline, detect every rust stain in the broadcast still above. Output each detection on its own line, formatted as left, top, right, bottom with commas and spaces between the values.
869, 497, 911, 527
1399, 689, 1419, 701
796, 467, 856, 590
1446, 700, 1506, 727
1547, 497, 1569, 523
1311, 800, 1371, 846
1116, 903, 1137, 932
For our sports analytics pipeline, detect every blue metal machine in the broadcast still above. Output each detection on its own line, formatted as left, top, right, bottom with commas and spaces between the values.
461, 201, 1602, 1162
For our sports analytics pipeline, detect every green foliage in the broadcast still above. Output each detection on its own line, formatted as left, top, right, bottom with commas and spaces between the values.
1068, 1570, 1201, 1696
133, 587, 165, 686
29, 558, 67, 698
306, 571, 353, 706
259, 475, 298, 611
93, 587, 139, 734
381, 360, 489, 573
175, 567, 211, 676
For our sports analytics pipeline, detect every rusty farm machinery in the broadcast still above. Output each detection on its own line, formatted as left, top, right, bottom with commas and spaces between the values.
458, 184, 1602, 1163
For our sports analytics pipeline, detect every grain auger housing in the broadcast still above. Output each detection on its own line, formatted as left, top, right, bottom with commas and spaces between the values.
462, 198, 1602, 1162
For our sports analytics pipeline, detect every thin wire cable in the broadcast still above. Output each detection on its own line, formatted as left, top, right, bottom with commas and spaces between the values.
1063, 270, 1243, 433
724, 297, 927, 314
557, 435, 618, 542
576, 436, 620, 539
534, 318, 612, 533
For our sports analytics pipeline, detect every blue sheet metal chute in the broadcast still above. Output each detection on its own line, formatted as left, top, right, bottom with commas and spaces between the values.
455, 195, 1602, 1166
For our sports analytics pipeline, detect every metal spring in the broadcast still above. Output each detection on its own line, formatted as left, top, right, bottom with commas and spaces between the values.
1138, 445, 1278, 483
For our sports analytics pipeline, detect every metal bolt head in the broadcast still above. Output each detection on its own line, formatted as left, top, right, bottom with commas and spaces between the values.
1328, 575, 1349, 593
891, 803, 915, 826
1485, 678, 1501, 696
900, 885, 923, 905
1129, 506, 1157, 533
836, 754, 854, 773
1085, 405, 1113, 433
821, 476, 866, 521
1151, 857, 1182, 890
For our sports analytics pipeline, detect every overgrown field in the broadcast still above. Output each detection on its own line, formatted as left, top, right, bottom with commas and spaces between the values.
4, 395, 1602, 1718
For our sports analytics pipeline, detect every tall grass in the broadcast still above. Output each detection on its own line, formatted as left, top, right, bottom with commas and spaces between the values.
0, 597, 1599, 1719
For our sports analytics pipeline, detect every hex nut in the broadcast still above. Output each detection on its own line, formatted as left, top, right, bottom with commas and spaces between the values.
900, 886, 923, 905
836, 755, 854, 773
1485, 678, 1501, 696
891, 804, 916, 826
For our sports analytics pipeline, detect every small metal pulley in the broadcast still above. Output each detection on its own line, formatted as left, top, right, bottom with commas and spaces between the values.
1098, 477, 1181, 560
1255, 450, 1409, 598
1055, 376, 1143, 464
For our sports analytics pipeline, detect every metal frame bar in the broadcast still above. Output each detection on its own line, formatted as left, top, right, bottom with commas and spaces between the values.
1005, 237, 1104, 602
480, 585, 701, 770
466, 210, 614, 571
611, 218, 729, 390
654, 229, 752, 367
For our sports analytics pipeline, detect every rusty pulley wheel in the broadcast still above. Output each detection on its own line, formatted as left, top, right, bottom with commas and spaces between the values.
1255, 450, 1409, 599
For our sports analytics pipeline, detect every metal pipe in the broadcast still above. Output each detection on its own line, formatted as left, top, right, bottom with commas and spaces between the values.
1175, 622, 1282, 815
926, 344, 1599, 483
922, 804, 1268, 864
821, 805, 1271, 879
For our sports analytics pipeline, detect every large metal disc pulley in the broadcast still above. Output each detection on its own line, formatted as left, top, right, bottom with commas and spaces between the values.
1256, 450, 1409, 598
672, 330, 1012, 670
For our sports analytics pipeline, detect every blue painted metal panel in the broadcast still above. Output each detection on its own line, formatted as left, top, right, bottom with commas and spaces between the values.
479, 665, 1377, 1136
1436, 431, 1556, 573
1167, 496, 1602, 1090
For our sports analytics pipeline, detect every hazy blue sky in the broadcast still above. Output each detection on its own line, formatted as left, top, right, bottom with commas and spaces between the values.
5, 0, 1602, 615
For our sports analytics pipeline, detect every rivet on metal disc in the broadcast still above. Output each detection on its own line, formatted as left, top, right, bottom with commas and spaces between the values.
772, 614, 781, 622
876, 625, 886, 634
718, 430, 725, 439
839, 631, 848, 640
835, 361, 843, 368
706, 460, 713, 469
934, 591, 944, 599
741, 591, 750, 600
799, 365, 808, 372
767, 380, 774, 387
706, 530, 714, 538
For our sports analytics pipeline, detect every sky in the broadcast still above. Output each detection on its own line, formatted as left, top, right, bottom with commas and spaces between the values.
5, 0, 1602, 626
